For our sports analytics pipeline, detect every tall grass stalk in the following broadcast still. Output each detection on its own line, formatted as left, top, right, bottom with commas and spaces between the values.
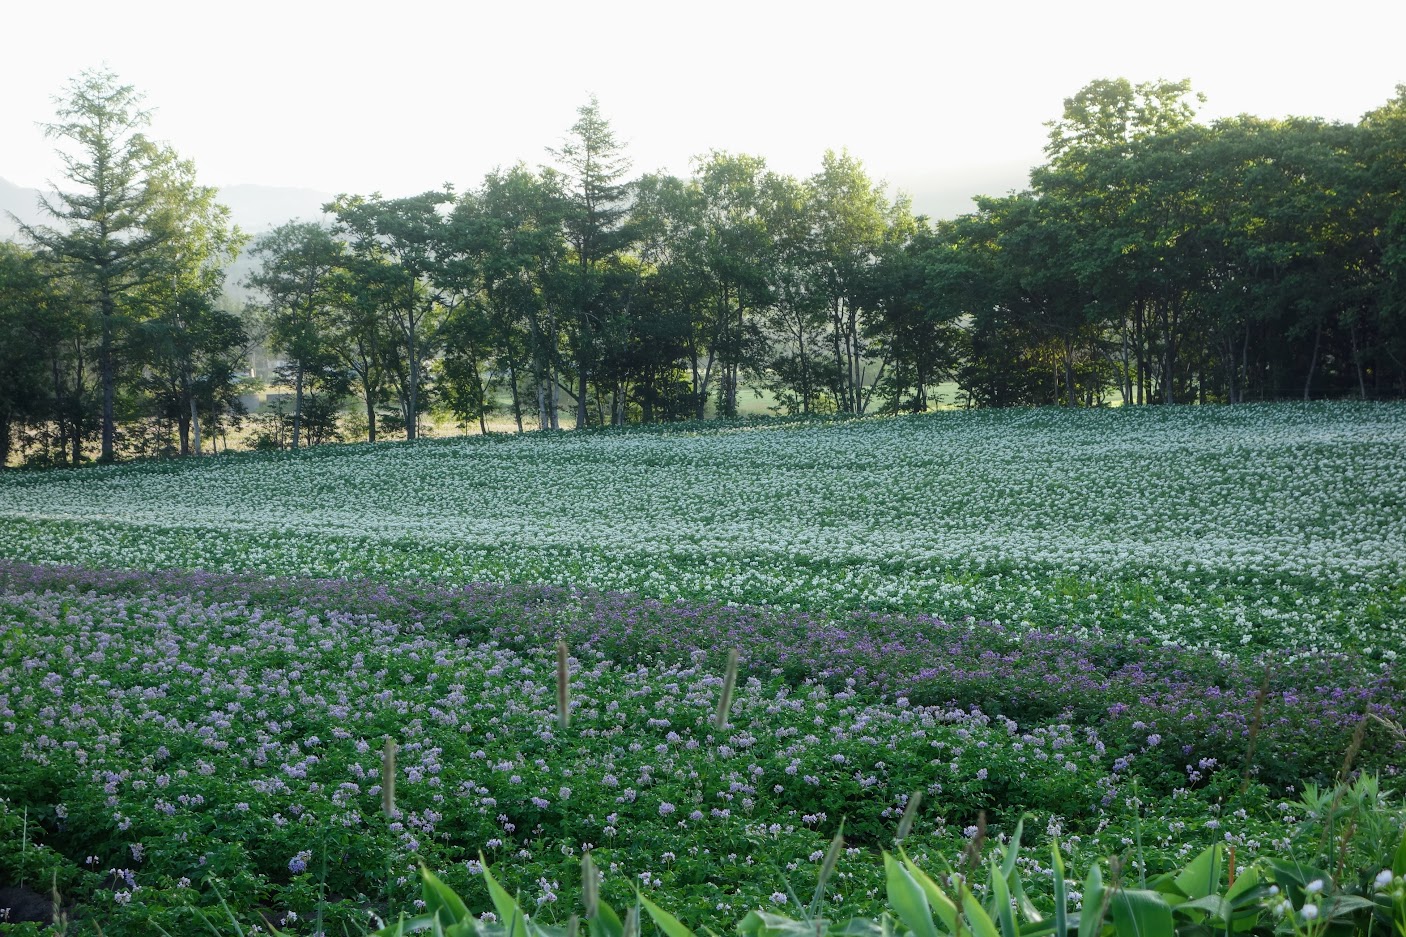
382, 738, 397, 817
1240, 664, 1273, 794
895, 791, 922, 845
557, 640, 570, 731
809, 825, 845, 917
714, 649, 739, 731
582, 851, 599, 920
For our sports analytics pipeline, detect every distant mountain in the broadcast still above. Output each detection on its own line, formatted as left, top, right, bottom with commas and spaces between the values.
1, 177, 336, 300
0, 177, 46, 240
214, 184, 335, 234
0, 177, 334, 242
890, 162, 1033, 221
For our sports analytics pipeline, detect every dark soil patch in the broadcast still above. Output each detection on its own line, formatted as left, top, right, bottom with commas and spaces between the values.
0, 883, 53, 924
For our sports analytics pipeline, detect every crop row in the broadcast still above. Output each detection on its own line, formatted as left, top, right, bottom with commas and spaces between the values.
1, 403, 1403, 655
1, 566, 1401, 932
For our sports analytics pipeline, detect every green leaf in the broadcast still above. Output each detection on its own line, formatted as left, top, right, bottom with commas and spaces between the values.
1175, 895, 1230, 922
1223, 866, 1259, 905
1108, 889, 1173, 937
884, 852, 941, 937
370, 914, 444, 936
834, 919, 891, 937
1078, 863, 1106, 937
737, 911, 821, 937
960, 888, 1003, 937
990, 859, 1019, 937
422, 864, 472, 925
1320, 895, 1377, 920
1172, 846, 1222, 901
638, 892, 696, 937
1011, 872, 1043, 925
1394, 827, 1406, 878
481, 856, 530, 937
588, 899, 624, 937
1052, 843, 1068, 937
1002, 819, 1026, 882
899, 850, 960, 933
812, 826, 846, 918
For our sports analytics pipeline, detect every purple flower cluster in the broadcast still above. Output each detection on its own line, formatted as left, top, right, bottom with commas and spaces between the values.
1, 559, 1398, 786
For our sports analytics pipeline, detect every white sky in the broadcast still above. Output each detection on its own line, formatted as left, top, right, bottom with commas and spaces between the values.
4, 0, 1404, 219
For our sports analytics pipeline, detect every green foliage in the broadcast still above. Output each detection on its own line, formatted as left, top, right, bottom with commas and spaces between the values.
364, 818, 1406, 937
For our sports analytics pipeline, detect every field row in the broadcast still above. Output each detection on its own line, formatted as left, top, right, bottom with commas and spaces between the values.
2, 567, 1398, 931
2, 404, 1404, 655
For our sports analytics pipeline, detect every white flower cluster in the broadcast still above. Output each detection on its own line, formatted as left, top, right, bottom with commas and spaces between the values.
1, 402, 1402, 652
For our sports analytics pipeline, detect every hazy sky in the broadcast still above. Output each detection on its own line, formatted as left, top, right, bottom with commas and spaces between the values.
4, 0, 1404, 219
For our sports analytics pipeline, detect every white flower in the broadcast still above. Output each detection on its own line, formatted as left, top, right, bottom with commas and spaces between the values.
1300, 904, 1319, 921
1375, 869, 1395, 890
1305, 879, 1325, 895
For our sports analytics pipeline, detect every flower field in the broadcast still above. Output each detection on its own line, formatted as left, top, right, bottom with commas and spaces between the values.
0, 402, 1404, 933
1, 403, 1404, 653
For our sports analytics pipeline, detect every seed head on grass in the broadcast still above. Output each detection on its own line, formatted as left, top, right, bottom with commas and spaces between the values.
896, 790, 922, 844
581, 850, 599, 919
557, 640, 570, 731
810, 824, 845, 916
382, 737, 397, 817
714, 649, 740, 731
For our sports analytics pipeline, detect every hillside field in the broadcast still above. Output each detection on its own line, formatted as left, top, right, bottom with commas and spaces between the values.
0, 402, 1403, 933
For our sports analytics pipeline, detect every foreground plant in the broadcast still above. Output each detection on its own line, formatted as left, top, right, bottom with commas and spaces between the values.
370, 815, 1406, 937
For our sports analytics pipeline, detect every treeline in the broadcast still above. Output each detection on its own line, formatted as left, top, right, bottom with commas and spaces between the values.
0, 70, 245, 467
3, 74, 1406, 464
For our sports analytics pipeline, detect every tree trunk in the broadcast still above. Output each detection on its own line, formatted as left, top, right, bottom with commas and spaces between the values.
549, 362, 561, 430
50, 353, 68, 466
292, 363, 304, 450
1352, 322, 1367, 400
1303, 321, 1323, 401
1063, 339, 1076, 408
508, 357, 524, 433
798, 321, 811, 415
191, 392, 202, 456
99, 288, 116, 462
406, 321, 419, 441
1134, 303, 1146, 406
830, 301, 847, 413
575, 333, 589, 430
365, 395, 377, 444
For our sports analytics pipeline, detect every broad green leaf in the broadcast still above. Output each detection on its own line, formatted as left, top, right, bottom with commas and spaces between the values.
1109, 889, 1173, 937
422, 864, 472, 925
961, 888, 1003, 937
1002, 819, 1026, 882
1176, 895, 1230, 922
1172, 845, 1222, 901
1012, 872, 1043, 924
836, 918, 891, 937
370, 914, 438, 936
738, 910, 825, 937
1052, 843, 1068, 937
990, 859, 1019, 937
481, 856, 530, 937
1078, 863, 1106, 937
1223, 866, 1260, 905
638, 892, 696, 937
899, 849, 960, 933
589, 899, 625, 937
884, 852, 941, 937
1320, 895, 1377, 919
